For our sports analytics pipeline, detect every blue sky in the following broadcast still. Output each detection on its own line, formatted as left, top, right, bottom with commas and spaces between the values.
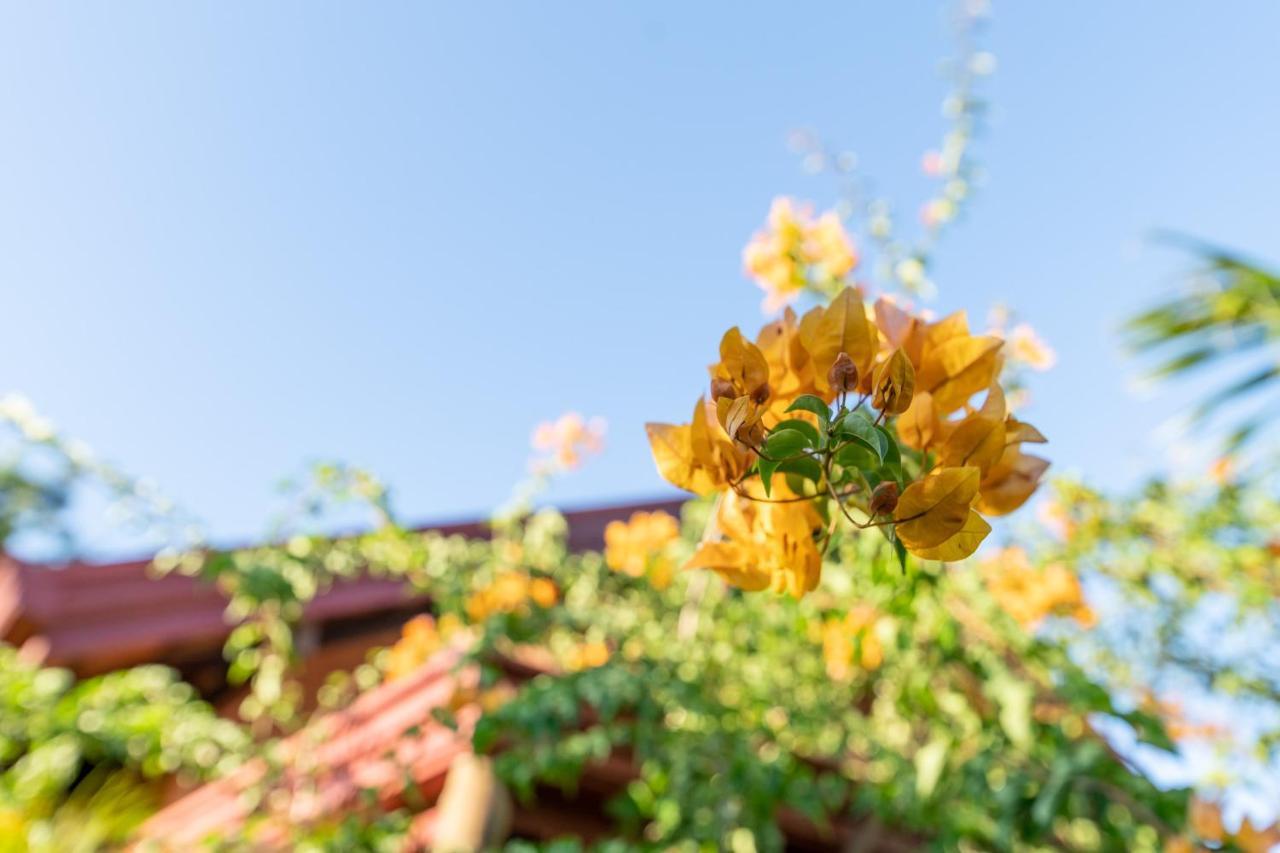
3, 2, 1279, 552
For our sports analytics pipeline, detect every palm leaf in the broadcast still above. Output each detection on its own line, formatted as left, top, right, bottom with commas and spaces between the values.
1124, 235, 1280, 446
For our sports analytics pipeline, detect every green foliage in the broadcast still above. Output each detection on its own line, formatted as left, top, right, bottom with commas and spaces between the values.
1028, 474, 1280, 790
440, 506, 1188, 851
0, 646, 248, 848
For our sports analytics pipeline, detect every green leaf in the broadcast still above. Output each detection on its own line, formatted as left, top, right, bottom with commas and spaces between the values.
876, 425, 902, 480
772, 418, 822, 449
764, 428, 813, 460
834, 443, 879, 473
889, 529, 908, 572
835, 412, 887, 460
776, 455, 824, 485
785, 394, 832, 426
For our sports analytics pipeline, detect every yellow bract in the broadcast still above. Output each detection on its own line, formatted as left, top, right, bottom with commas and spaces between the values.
894, 466, 982, 552
756, 307, 821, 422
871, 347, 915, 415
646, 397, 752, 496
909, 509, 991, 561
711, 326, 770, 404
686, 484, 824, 597
804, 287, 876, 394
939, 414, 1004, 474
977, 447, 1050, 516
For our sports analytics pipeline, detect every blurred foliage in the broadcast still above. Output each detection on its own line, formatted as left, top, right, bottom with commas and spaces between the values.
0, 645, 248, 850
1125, 239, 1280, 448
175, 457, 1209, 850
1037, 474, 1279, 749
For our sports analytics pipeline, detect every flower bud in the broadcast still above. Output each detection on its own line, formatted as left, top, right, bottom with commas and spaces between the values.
750, 381, 771, 405
827, 352, 859, 394
869, 481, 900, 516
710, 377, 735, 401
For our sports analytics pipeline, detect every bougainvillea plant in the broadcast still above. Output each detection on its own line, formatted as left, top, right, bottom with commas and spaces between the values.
647, 274, 1048, 594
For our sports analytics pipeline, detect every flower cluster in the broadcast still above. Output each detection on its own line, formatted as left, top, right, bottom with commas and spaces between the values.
742, 198, 858, 312
981, 547, 1094, 628
464, 571, 558, 623
647, 286, 1048, 595
530, 412, 606, 473
385, 614, 463, 680
603, 510, 681, 590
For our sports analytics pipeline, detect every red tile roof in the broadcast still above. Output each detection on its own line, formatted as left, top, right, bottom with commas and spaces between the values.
0, 498, 683, 677
136, 642, 923, 851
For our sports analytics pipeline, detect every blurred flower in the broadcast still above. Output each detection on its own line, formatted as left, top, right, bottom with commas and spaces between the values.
1007, 323, 1057, 371
564, 640, 610, 672
920, 198, 956, 228
604, 510, 680, 590
385, 614, 464, 681
981, 547, 1094, 628
465, 571, 559, 622
821, 606, 884, 680
531, 412, 606, 472
921, 150, 946, 177
1209, 455, 1235, 486
1035, 498, 1074, 541
743, 197, 859, 313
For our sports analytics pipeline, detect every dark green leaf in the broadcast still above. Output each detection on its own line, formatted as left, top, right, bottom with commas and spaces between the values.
785, 394, 832, 427
772, 418, 822, 449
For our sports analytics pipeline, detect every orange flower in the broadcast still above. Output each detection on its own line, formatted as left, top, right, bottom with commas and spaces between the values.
822, 606, 884, 679
982, 548, 1094, 628
465, 571, 559, 622
385, 614, 463, 680
743, 197, 858, 313
686, 481, 825, 596
564, 640, 610, 672
604, 510, 681, 590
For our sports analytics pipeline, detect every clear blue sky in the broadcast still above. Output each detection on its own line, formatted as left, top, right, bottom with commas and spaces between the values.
3, 3, 1279, 553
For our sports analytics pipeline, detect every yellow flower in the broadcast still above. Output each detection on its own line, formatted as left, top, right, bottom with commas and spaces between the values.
465, 571, 559, 622
564, 640, 611, 672
385, 613, 463, 680
604, 510, 681, 590
981, 548, 1093, 628
742, 197, 858, 313
646, 397, 754, 496
806, 211, 858, 279
822, 605, 884, 679
686, 482, 824, 596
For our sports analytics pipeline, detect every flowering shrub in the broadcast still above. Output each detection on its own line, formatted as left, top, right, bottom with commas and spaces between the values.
647, 284, 1048, 594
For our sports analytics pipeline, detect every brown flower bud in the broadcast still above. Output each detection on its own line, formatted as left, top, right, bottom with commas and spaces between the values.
827, 352, 859, 394
869, 481, 900, 516
710, 377, 735, 401
750, 381, 771, 405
